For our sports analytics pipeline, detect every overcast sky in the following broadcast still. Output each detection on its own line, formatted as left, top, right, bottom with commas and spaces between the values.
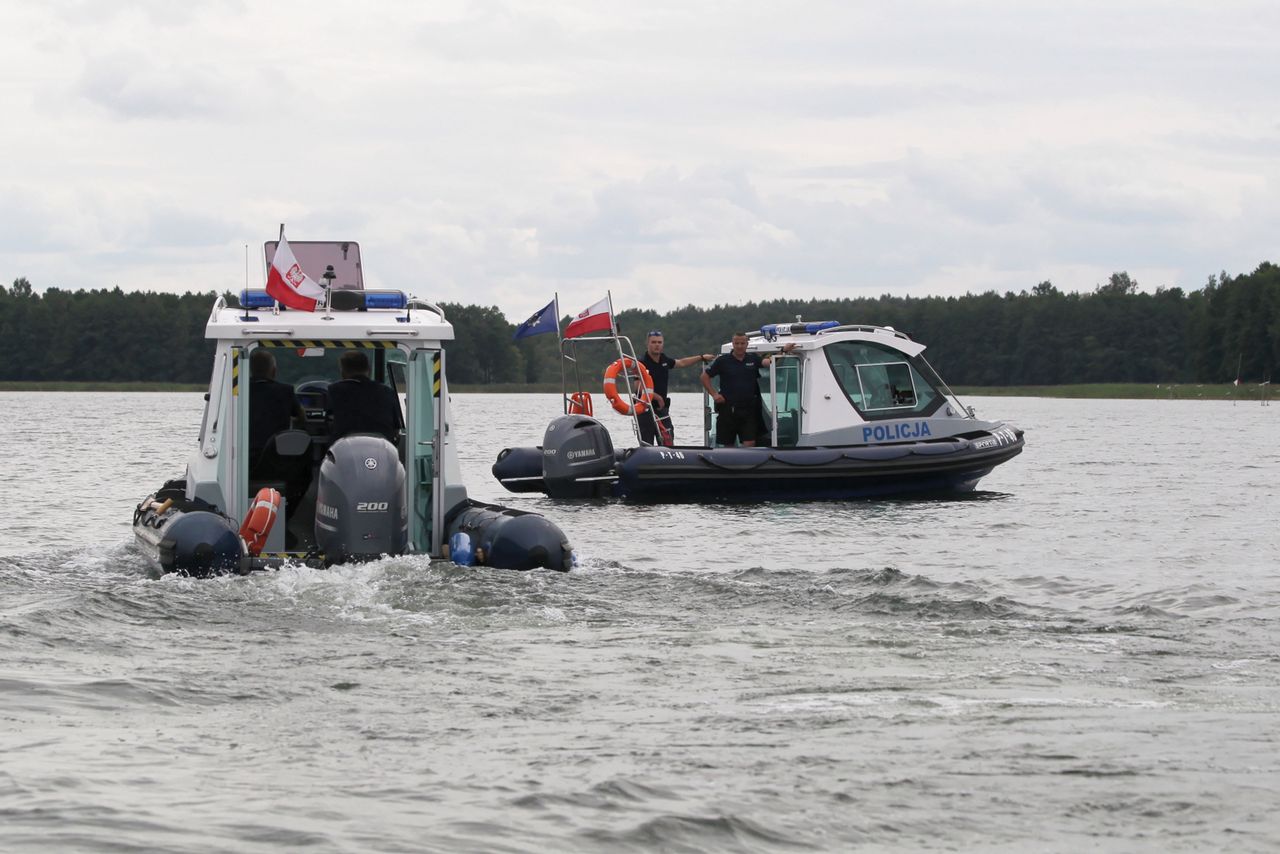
2, 1, 1277, 320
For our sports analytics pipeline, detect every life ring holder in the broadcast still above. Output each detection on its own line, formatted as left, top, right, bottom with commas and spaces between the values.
567, 391, 593, 416
239, 487, 282, 556
602, 357, 655, 416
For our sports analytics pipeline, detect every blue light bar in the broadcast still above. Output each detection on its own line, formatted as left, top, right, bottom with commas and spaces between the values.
240, 289, 275, 309
364, 290, 408, 309
760, 320, 840, 338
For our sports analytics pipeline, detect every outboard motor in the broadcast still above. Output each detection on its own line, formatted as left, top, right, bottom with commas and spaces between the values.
540, 415, 616, 498
315, 435, 407, 564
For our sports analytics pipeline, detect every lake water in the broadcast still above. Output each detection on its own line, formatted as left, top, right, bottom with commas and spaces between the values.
0, 391, 1276, 852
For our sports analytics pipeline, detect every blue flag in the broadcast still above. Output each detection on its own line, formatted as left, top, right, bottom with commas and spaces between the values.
512, 298, 558, 340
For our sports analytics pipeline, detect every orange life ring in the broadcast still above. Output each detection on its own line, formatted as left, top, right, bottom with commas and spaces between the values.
239, 487, 282, 556
602, 357, 655, 416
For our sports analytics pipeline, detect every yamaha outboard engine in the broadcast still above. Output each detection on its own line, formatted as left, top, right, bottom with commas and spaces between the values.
315, 435, 407, 564
541, 415, 616, 498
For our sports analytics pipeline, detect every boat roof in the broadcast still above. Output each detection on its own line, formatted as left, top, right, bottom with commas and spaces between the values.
740, 321, 926, 357
205, 293, 454, 345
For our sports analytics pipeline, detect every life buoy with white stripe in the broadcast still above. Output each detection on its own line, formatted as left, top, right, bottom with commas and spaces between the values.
239, 487, 282, 556
602, 357, 655, 416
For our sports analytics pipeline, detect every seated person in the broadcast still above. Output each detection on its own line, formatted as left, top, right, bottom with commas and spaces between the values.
248, 349, 310, 525
248, 349, 305, 462
326, 349, 402, 442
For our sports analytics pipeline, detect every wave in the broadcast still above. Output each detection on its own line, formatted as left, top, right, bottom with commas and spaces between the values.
577, 811, 813, 853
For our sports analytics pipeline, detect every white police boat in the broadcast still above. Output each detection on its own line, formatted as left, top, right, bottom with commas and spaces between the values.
133, 240, 572, 576
492, 320, 1024, 501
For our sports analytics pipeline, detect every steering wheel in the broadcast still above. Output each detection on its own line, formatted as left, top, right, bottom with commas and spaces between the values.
295, 380, 330, 411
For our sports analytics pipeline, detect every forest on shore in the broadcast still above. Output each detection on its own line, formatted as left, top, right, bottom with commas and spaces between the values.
1, 263, 1276, 390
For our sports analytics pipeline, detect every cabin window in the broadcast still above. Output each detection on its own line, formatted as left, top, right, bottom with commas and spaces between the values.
263, 346, 400, 391
248, 343, 405, 439
824, 341, 943, 420
387, 349, 408, 399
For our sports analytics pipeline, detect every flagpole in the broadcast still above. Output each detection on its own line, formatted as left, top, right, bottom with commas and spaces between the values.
606, 289, 635, 440
607, 287, 623, 374
274, 223, 285, 314
241, 243, 252, 321
553, 293, 568, 414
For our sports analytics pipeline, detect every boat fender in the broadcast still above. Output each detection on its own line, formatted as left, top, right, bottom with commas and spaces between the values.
155, 511, 244, 576
239, 487, 282, 557
449, 531, 476, 566
602, 357, 654, 416
445, 500, 572, 571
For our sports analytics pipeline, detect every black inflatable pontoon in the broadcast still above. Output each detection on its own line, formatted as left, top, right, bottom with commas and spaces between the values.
494, 320, 1025, 502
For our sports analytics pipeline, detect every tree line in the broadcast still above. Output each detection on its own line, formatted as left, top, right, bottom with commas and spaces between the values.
1, 264, 1277, 387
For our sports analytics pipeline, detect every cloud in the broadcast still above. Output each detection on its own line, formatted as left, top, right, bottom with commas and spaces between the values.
2, 1, 1279, 321
76, 52, 236, 120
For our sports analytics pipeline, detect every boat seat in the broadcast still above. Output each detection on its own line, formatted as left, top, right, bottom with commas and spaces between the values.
270, 429, 312, 457
249, 430, 313, 523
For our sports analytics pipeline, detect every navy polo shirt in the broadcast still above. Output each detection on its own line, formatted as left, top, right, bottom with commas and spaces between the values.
640, 352, 676, 405
707, 353, 764, 405
249, 379, 298, 456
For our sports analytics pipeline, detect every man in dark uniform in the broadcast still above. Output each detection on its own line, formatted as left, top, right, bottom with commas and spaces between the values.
700, 332, 794, 447
248, 348, 304, 462
637, 330, 715, 446
326, 350, 402, 442
248, 349, 310, 531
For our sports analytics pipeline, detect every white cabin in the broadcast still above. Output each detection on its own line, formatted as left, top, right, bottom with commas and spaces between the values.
186, 242, 466, 558
715, 321, 985, 448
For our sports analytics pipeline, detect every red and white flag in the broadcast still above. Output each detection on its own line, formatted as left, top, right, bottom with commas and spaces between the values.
266, 233, 326, 311
563, 295, 613, 339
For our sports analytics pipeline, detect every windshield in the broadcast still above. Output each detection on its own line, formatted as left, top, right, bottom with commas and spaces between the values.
259, 345, 405, 392
824, 340, 943, 420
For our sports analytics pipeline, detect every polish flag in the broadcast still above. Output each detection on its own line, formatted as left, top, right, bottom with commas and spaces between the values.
266, 233, 326, 311
563, 296, 613, 339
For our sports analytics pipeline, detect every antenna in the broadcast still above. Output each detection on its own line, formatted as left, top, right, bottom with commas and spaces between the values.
240, 244, 252, 321
1233, 352, 1243, 405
